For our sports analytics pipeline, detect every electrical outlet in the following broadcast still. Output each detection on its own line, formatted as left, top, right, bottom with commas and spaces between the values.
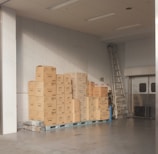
100, 77, 104, 82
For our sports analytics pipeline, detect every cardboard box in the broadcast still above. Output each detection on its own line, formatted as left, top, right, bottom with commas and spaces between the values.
87, 81, 94, 96
57, 114, 65, 125
57, 74, 64, 84
29, 110, 37, 120
57, 84, 64, 95
28, 81, 37, 95
65, 94, 72, 103
28, 96, 36, 111
65, 113, 73, 124
36, 102, 56, 112
44, 114, 56, 126
35, 110, 56, 121
72, 99, 80, 113
36, 65, 56, 82
35, 82, 56, 96
81, 114, 89, 122
57, 95, 64, 105
64, 74, 71, 84
65, 102, 73, 114
57, 104, 65, 114
64, 84, 72, 94
93, 86, 108, 97
36, 96, 56, 104
72, 112, 81, 122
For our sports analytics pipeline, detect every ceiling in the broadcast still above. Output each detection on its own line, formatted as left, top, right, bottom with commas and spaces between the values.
4, 0, 155, 42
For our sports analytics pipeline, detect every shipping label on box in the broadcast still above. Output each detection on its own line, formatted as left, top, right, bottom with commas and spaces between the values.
57, 74, 64, 84
36, 65, 56, 82
57, 84, 65, 95
65, 113, 73, 124
57, 95, 64, 105
57, 104, 65, 114
57, 114, 65, 125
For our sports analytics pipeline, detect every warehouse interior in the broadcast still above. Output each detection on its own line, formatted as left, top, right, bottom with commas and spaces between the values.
0, 0, 156, 154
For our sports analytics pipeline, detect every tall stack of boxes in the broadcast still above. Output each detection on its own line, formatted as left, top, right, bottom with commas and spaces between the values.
28, 66, 57, 126
56, 74, 65, 124
71, 73, 89, 121
28, 65, 110, 126
64, 74, 73, 124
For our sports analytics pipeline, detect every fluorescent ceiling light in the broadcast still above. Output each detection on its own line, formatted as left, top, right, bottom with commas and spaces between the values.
116, 24, 141, 30
88, 13, 115, 22
49, 0, 79, 10
0, 0, 10, 5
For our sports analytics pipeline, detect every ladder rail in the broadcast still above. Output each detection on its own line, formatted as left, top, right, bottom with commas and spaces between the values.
107, 43, 127, 119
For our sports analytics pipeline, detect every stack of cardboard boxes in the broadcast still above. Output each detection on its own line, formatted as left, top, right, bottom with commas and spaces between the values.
87, 83, 109, 120
71, 73, 89, 121
28, 66, 109, 126
28, 66, 57, 126
28, 66, 81, 126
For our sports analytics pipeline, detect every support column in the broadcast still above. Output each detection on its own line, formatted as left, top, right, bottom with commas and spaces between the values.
0, 7, 17, 134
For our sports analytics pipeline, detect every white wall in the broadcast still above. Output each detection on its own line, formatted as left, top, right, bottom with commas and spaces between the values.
124, 37, 155, 68
117, 38, 155, 76
16, 17, 111, 126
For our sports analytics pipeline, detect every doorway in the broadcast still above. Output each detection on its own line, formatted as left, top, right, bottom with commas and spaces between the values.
131, 76, 155, 119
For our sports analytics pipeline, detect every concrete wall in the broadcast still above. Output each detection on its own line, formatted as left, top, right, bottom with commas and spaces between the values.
16, 17, 111, 126
1, 7, 17, 134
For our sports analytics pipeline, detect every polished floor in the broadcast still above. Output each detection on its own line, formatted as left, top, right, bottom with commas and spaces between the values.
0, 119, 155, 154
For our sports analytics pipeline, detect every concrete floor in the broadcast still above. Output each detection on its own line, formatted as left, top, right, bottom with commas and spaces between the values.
0, 119, 155, 154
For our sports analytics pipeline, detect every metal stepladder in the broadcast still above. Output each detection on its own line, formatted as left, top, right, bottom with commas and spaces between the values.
107, 43, 127, 119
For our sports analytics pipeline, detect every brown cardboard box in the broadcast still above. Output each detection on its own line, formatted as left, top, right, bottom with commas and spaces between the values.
28, 81, 37, 95
36, 102, 56, 112
57, 84, 64, 95
57, 95, 64, 105
65, 101, 73, 114
81, 108, 89, 121
65, 113, 73, 123
72, 99, 80, 113
44, 113, 56, 126
35, 110, 56, 121
35, 82, 56, 96
57, 114, 65, 125
72, 112, 81, 122
64, 84, 72, 94
36, 65, 56, 82
93, 86, 108, 97
57, 74, 64, 84
29, 110, 37, 120
28, 96, 36, 111
64, 74, 71, 84
71, 73, 87, 83
87, 81, 94, 96
65, 94, 72, 103
36, 96, 56, 105
57, 104, 65, 114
